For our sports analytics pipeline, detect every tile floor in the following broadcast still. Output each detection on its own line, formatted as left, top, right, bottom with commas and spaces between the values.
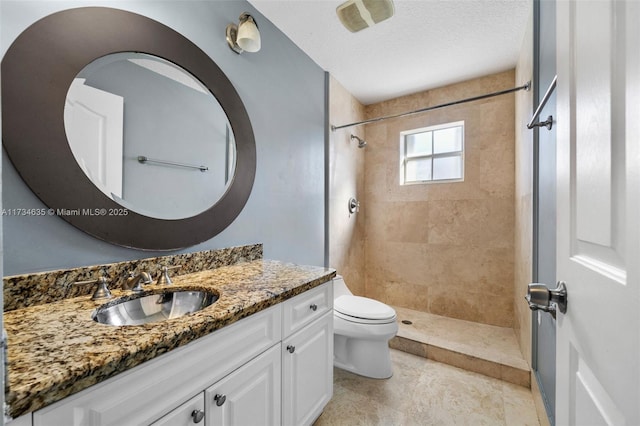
316, 307, 541, 425
315, 349, 540, 426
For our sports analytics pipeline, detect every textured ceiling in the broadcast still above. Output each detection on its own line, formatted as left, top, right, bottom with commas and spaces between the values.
249, 0, 531, 105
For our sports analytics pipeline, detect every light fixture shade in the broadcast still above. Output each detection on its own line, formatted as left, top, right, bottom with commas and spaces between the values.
236, 16, 261, 53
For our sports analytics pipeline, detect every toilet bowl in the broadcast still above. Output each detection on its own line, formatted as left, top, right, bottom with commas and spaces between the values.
332, 275, 398, 379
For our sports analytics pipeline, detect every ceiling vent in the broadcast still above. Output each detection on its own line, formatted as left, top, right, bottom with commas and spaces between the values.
336, 0, 395, 33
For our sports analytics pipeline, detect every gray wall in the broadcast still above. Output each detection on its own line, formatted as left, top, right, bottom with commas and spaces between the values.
1, 0, 326, 275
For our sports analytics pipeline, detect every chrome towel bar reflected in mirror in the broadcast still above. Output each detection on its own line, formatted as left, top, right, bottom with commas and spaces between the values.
137, 156, 208, 172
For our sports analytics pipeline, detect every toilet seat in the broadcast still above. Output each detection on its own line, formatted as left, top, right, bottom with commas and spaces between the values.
334, 295, 397, 324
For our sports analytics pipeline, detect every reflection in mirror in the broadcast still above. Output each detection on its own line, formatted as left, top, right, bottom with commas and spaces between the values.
64, 52, 236, 220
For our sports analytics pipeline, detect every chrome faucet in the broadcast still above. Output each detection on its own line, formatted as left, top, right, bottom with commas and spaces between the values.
126, 271, 153, 293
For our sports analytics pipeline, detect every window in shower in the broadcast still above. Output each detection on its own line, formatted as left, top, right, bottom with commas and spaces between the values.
399, 121, 464, 184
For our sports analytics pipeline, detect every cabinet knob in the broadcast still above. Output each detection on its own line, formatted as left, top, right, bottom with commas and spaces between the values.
287, 345, 296, 353
214, 393, 226, 406
191, 409, 204, 423
309, 303, 318, 311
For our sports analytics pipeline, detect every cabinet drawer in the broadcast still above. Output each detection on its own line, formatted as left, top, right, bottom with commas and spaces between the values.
282, 282, 332, 338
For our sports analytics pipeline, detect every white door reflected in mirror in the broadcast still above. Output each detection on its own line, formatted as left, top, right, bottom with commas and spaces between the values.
65, 78, 124, 199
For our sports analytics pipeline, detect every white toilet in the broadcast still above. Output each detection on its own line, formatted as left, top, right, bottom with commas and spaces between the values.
332, 275, 398, 379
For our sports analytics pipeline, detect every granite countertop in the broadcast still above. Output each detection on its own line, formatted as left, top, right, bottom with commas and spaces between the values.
4, 259, 336, 418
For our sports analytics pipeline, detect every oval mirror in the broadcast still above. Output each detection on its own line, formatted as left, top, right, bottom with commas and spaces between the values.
64, 52, 236, 220
1, 7, 256, 250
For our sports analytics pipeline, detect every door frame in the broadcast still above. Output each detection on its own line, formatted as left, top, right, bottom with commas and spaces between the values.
531, 0, 555, 423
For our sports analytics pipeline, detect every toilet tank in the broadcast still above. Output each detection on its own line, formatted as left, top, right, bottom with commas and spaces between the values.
333, 275, 353, 299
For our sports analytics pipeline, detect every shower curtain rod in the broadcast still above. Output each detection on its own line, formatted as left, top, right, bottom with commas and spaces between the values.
331, 81, 531, 131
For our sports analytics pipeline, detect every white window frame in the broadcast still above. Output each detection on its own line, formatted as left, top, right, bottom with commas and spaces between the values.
399, 121, 465, 185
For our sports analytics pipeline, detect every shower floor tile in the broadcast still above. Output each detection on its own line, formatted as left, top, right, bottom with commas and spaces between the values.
314, 349, 540, 426
390, 306, 530, 387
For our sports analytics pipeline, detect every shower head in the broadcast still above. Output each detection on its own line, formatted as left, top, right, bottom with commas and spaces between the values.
350, 134, 367, 148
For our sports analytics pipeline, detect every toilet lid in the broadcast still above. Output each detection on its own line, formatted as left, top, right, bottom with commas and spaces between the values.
334, 295, 396, 320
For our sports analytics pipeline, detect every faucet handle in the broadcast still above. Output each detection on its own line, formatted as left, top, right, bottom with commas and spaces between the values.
74, 276, 113, 300
157, 265, 181, 285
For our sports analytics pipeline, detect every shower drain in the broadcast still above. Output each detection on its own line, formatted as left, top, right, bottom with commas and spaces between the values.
401, 320, 413, 325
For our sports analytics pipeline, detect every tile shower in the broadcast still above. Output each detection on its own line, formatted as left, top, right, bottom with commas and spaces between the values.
330, 70, 516, 327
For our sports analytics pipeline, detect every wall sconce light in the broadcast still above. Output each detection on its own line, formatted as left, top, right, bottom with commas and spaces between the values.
226, 13, 261, 54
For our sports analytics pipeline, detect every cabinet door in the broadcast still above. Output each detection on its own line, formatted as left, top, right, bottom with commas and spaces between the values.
205, 345, 281, 426
282, 312, 333, 426
151, 394, 204, 426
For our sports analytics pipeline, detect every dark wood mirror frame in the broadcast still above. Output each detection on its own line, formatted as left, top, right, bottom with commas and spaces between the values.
1, 7, 256, 250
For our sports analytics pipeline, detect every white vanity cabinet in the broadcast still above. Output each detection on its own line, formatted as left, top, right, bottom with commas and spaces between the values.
30, 281, 333, 426
282, 311, 333, 426
32, 306, 281, 426
281, 283, 333, 426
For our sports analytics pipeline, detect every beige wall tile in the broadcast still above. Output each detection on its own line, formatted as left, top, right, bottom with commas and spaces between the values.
427, 198, 514, 249
329, 76, 366, 290
365, 240, 444, 288
366, 201, 430, 243
428, 286, 514, 327
366, 278, 431, 312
